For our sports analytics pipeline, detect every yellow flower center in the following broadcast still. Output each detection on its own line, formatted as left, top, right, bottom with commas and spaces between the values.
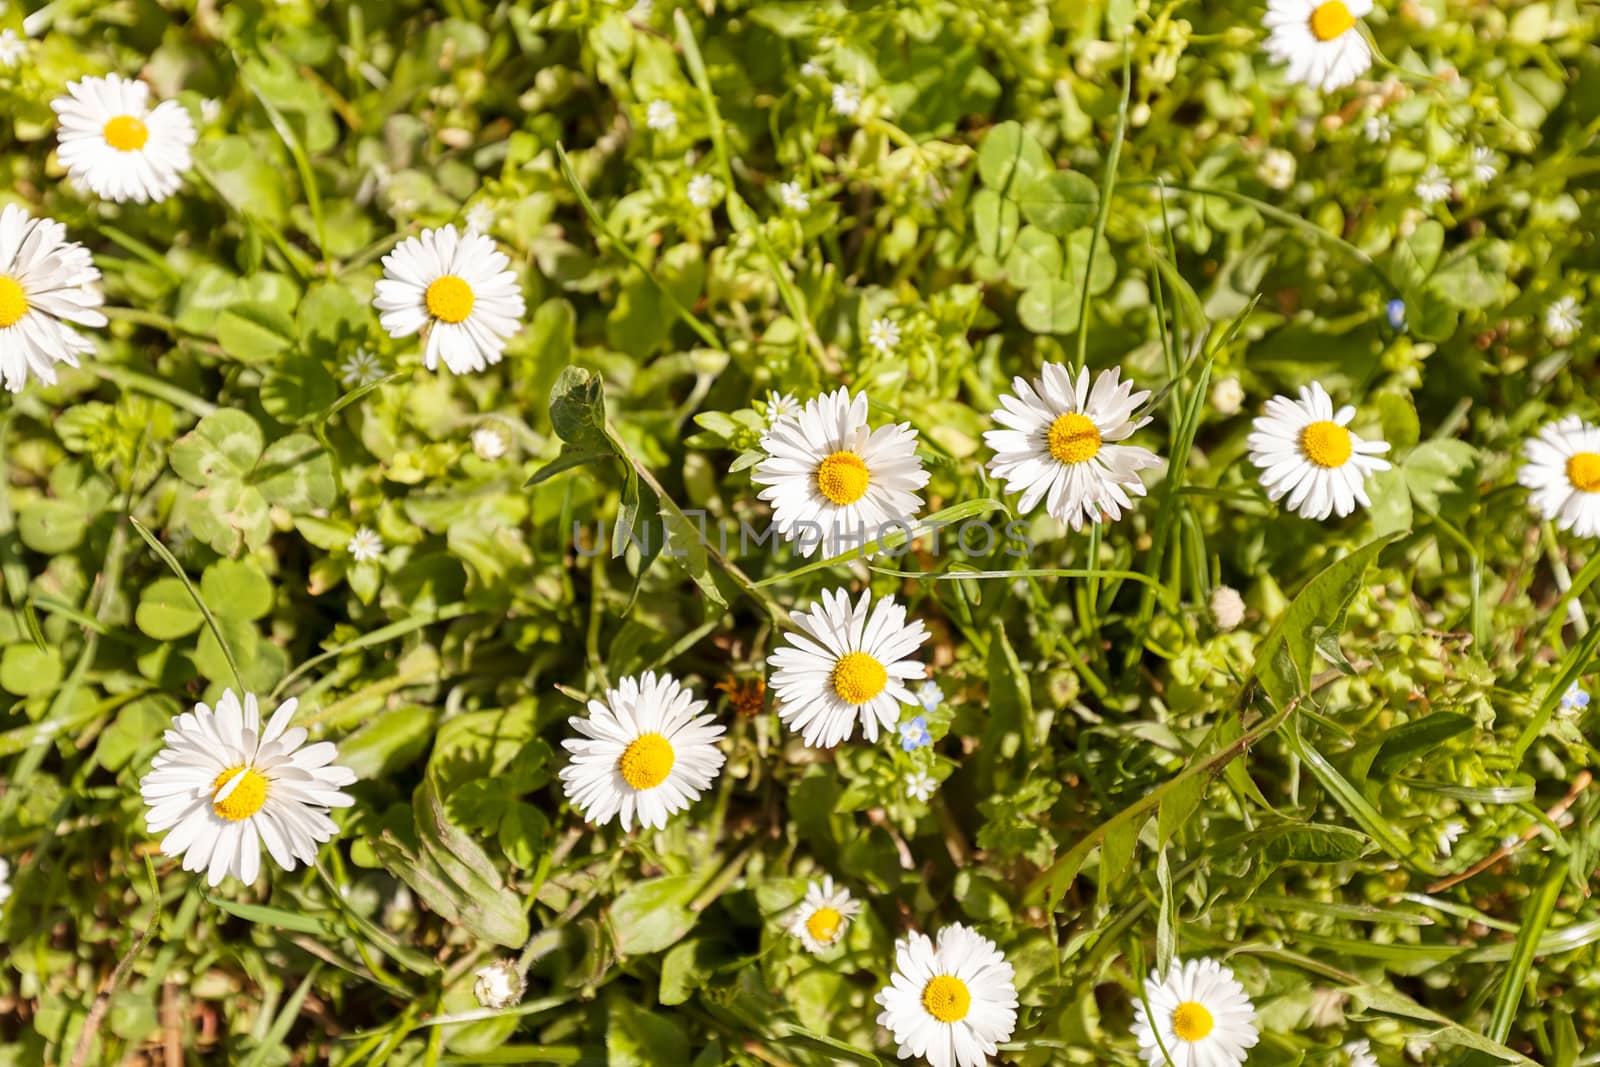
103, 114, 150, 152
1300, 420, 1353, 468
832, 651, 888, 705
0, 276, 28, 328
816, 450, 871, 505
1568, 452, 1600, 493
425, 275, 476, 324
1172, 1000, 1215, 1041
1047, 412, 1102, 464
211, 765, 269, 822
1309, 0, 1357, 41
617, 732, 675, 791
805, 907, 845, 944
921, 975, 971, 1023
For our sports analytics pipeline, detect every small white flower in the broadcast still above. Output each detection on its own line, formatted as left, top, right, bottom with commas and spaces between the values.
1210, 585, 1246, 631
764, 389, 800, 427
687, 173, 718, 208
1132, 958, 1260, 1067
347, 527, 385, 562
1263, 0, 1374, 93
786, 876, 860, 954
1211, 377, 1245, 416
0, 856, 10, 904
52, 73, 197, 203
473, 959, 526, 1009
1405, 1037, 1433, 1061
1257, 148, 1296, 190
558, 672, 726, 831
373, 224, 526, 375
1416, 165, 1452, 205
471, 425, 509, 461
800, 60, 825, 79
867, 317, 901, 355
1519, 415, 1600, 538
646, 100, 677, 132
779, 181, 811, 213
915, 679, 943, 712
1347, 1039, 1380, 1067
339, 348, 385, 388
831, 81, 862, 117
139, 690, 357, 886
1544, 296, 1583, 343
906, 771, 937, 802
983, 363, 1162, 532
1436, 820, 1466, 857
875, 924, 1018, 1067
0, 29, 26, 68
199, 97, 222, 124
1470, 146, 1499, 184
627, 0, 653, 18
768, 588, 929, 748
1246, 382, 1392, 521
0, 205, 107, 393
1363, 112, 1392, 144
464, 200, 497, 234
751, 387, 929, 558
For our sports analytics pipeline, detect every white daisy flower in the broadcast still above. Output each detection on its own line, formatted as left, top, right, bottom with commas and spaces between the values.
139, 690, 357, 887
983, 363, 1161, 532
1347, 1039, 1380, 1067
874, 924, 1018, 1067
752, 387, 929, 558
1519, 415, 1600, 537
905, 771, 938, 802
52, 73, 197, 203
767, 587, 929, 748
787, 876, 860, 954
1436, 820, 1465, 857
1131, 957, 1260, 1067
867, 316, 901, 355
832, 81, 862, 117
687, 173, 718, 208
1415, 165, 1452, 205
779, 181, 811, 213
1246, 382, 1391, 521
471, 424, 509, 460
764, 389, 800, 427
646, 100, 677, 132
473, 959, 526, 1009
1545, 296, 1582, 343
0, 856, 10, 904
558, 672, 726, 831
1470, 146, 1499, 184
0, 205, 107, 393
0, 29, 25, 68
1363, 112, 1392, 144
373, 224, 526, 375
339, 347, 385, 387
347, 526, 384, 562
463, 200, 497, 234
1262, 0, 1373, 93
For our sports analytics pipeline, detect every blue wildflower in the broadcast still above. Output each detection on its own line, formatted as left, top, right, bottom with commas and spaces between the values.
1386, 298, 1407, 331
914, 679, 942, 713
898, 715, 932, 751
1561, 683, 1590, 711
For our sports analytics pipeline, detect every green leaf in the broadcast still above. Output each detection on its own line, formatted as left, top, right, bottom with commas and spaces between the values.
135, 578, 206, 640
1015, 170, 1099, 236
1017, 276, 1083, 334
255, 433, 336, 512
1402, 440, 1478, 515
216, 303, 295, 365
170, 410, 265, 485
1370, 712, 1475, 779
1248, 823, 1371, 863
201, 559, 275, 621
976, 120, 1050, 193
549, 366, 609, 447
607, 874, 699, 956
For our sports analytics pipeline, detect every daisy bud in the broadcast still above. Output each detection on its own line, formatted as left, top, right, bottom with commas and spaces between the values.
473, 959, 526, 1009
1210, 377, 1245, 416
1210, 585, 1246, 631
